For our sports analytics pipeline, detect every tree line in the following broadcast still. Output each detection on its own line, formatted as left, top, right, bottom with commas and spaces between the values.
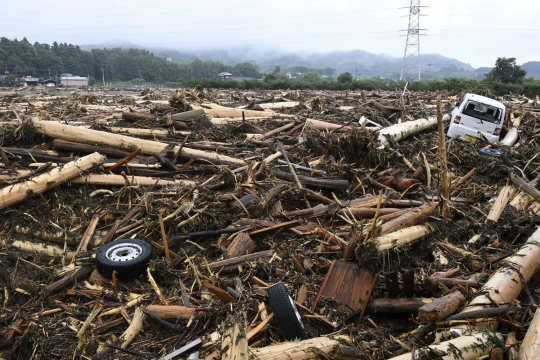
0, 37, 262, 84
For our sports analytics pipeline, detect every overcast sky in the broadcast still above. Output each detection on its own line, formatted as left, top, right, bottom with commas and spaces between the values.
1, 0, 539, 69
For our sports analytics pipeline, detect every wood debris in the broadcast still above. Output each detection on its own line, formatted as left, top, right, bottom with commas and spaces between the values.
0, 86, 539, 358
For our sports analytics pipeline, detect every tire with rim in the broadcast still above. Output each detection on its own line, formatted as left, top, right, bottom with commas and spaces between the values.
268, 283, 309, 340
96, 239, 152, 280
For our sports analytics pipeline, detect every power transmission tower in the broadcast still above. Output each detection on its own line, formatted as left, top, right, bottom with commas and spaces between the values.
400, 0, 426, 82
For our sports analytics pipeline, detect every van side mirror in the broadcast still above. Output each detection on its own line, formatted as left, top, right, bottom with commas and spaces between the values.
455, 101, 461, 107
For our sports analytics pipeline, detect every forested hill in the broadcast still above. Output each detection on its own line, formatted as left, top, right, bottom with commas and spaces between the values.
0, 37, 261, 83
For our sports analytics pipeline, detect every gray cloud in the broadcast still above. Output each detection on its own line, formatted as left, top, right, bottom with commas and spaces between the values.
0, 0, 538, 68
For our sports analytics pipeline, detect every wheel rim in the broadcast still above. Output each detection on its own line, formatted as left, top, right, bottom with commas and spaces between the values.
288, 296, 305, 329
106, 243, 143, 262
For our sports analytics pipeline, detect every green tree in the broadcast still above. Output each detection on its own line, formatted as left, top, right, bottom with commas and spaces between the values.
337, 72, 353, 83
302, 71, 322, 83
487, 57, 527, 83
2, 74, 20, 87
273, 65, 281, 74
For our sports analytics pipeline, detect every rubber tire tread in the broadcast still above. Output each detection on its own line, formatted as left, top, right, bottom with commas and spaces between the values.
268, 283, 308, 340
96, 239, 152, 280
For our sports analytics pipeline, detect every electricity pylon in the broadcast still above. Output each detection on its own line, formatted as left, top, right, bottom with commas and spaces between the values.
400, 0, 425, 82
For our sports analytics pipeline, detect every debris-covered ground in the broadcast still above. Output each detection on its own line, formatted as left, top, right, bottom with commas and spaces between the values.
0, 86, 539, 359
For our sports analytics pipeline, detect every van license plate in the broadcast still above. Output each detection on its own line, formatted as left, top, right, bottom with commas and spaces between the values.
465, 135, 478, 143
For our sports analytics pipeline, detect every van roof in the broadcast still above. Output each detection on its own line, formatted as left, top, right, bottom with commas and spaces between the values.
464, 93, 505, 108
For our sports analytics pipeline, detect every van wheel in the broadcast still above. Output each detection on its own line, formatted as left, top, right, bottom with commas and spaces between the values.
96, 239, 152, 280
268, 283, 309, 340
478, 148, 501, 157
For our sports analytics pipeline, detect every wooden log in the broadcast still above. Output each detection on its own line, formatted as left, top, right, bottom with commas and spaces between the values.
122, 111, 156, 122
145, 305, 200, 321
511, 173, 540, 203
458, 226, 540, 329
208, 250, 274, 271
486, 185, 515, 222
120, 307, 145, 349
52, 139, 133, 158
32, 119, 246, 166
44, 264, 94, 295
306, 119, 351, 131
370, 224, 436, 251
417, 291, 465, 324
425, 276, 481, 289
5, 239, 75, 262
221, 311, 248, 360
70, 174, 196, 187
254, 122, 296, 141
0, 152, 105, 210
248, 336, 350, 360
201, 103, 277, 118
284, 195, 383, 218
499, 113, 521, 147
171, 108, 205, 121
272, 170, 350, 190
520, 308, 540, 358
388, 332, 504, 360
507, 331, 519, 360
364, 298, 433, 314
437, 98, 451, 219
379, 202, 437, 235
379, 114, 450, 145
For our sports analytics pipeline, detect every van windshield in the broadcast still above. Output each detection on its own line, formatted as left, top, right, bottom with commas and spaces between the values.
462, 101, 502, 124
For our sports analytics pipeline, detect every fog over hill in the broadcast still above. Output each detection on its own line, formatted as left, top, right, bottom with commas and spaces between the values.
80, 42, 540, 80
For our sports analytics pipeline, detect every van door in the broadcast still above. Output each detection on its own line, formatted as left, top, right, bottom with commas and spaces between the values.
457, 100, 503, 142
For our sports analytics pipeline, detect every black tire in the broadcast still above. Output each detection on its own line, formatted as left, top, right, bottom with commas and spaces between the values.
478, 148, 501, 157
96, 239, 152, 280
268, 283, 309, 340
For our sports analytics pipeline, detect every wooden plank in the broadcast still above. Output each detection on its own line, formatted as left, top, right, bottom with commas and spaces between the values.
311, 260, 376, 314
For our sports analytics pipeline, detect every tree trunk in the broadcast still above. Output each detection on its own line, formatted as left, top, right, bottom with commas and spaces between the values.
0, 152, 105, 210
417, 291, 465, 324
221, 311, 248, 360
370, 224, 436, 251
458, 226, 540, 330
388, 332, 504, 360
52, 139, 133, 158
122, 111, 156, 122
380, 202, 437, 235
32, 119, 245, 166
379, 114, 450, 145
248, 336, 350, 360
272, 170, 350, 190
364, 298, 433, 314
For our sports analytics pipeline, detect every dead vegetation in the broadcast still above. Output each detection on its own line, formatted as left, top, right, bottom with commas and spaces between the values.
0, 86, 539, 359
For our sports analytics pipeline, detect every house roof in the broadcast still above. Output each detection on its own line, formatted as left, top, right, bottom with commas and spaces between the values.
218, 72, 233, 76
61, 76, 88, 80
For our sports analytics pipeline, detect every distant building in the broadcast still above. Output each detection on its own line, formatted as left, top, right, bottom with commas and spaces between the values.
39, 78, 57, 86
60, 75, 88, 86
21, 76, 40, 86
166, 57, 172, 62
218, 72, 233, 80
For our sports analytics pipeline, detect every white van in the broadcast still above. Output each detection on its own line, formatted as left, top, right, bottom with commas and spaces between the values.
447, 93, 505, 143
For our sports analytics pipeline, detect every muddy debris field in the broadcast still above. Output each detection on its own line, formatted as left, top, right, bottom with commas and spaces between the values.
0, 86, 540, 359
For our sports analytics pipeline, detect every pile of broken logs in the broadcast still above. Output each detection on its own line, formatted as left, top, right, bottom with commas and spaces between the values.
0, 86, 539, 359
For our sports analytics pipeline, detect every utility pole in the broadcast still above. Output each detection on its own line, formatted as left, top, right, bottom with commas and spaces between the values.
427, 63, 432, 81
400, 0, 426, 82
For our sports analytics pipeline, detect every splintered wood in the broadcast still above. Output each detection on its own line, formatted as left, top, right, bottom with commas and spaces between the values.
1, 87, 539, 359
